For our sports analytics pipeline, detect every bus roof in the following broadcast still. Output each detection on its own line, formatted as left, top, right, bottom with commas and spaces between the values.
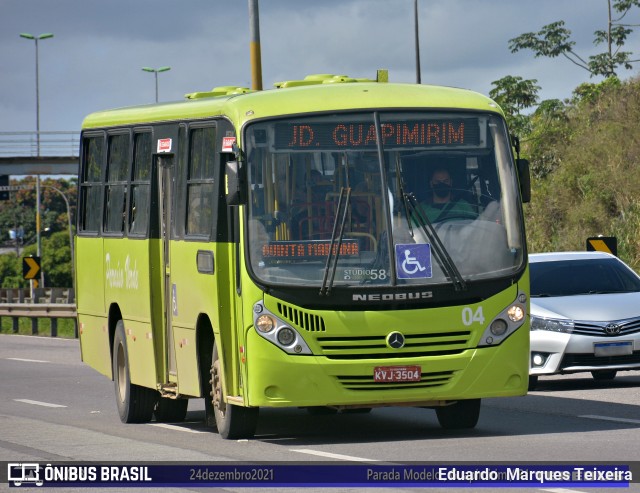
81, 81, 503, 130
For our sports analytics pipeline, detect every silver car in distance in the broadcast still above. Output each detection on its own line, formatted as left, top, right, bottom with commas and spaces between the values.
529, 251, 640, 389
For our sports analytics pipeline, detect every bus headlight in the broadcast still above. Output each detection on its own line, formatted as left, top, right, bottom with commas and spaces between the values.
252, 301, 313, 355
478, 292, 527, 347
256, 315, 276, 333
277, 327, 296, 346
507, 305, 525, 322
490, 319, 508, 336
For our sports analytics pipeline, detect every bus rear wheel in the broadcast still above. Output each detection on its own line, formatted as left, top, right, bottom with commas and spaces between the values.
113, 321, 157, 423
210, 342, 258, 439
435, 399, 481, 430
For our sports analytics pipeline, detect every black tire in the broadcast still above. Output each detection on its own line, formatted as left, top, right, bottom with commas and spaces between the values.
591, 370, 617, 381
528, 375, 539, 391
210, 342, 259, 439
435, 399, 481, 430
113, 320, 157, 423
154, 398, 188, 423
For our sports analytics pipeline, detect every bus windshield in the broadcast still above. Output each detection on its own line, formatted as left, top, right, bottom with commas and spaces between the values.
246, 111, 525, 289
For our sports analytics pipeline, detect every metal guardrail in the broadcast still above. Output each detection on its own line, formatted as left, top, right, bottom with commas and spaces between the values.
0, 288, 77, 337
0, 131, 79, 157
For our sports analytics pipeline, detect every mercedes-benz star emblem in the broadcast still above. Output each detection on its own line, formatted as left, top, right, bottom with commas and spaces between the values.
604, 323, 622, 336
386, 331, 406, 349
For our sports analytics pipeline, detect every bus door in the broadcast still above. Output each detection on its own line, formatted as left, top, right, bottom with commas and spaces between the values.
157, 154, 177, 379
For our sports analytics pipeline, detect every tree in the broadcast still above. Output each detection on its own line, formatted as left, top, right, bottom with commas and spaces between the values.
509, 0, 640, 77
489, 75, 541, 136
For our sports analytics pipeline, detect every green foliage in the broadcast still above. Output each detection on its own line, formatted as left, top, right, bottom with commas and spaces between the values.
509, 1, 640, 77
489, 75, 540, 137
0, 177, 76, 288
524, 76, 640, 271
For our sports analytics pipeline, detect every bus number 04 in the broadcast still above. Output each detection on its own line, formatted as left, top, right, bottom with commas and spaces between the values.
462, 306, 485, 326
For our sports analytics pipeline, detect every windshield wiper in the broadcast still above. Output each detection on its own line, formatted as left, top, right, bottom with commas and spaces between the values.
320, 186, 352, 296
404, 192, 467, 291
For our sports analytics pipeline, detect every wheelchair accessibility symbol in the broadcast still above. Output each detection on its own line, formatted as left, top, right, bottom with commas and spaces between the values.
395, 244, 432, 279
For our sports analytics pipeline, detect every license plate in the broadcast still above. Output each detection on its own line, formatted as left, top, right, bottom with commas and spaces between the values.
373, 365, 421, 382
594, 341, 632, 357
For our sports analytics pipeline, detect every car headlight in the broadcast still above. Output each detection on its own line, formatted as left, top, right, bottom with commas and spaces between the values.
530, 315, 574, 333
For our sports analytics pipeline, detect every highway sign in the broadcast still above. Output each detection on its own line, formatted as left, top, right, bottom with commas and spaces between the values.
23, 256, 41, 280
586, 236, 617, 256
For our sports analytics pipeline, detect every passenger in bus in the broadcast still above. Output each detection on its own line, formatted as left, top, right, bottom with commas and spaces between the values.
420, 167, 475, 222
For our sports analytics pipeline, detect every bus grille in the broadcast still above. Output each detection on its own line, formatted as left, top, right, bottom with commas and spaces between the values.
276, 303, 326, 332
337, 370, 455, 391
316, 332, 471, 360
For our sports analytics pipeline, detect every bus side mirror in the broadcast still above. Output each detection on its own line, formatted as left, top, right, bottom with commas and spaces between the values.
225, 160, 246, 206
517, 158, 531, 203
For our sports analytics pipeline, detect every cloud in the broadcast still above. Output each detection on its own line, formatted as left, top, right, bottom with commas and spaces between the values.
2, 0, 640, 135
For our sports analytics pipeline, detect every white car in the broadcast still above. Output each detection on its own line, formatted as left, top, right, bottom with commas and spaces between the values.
529, 251, 640, 389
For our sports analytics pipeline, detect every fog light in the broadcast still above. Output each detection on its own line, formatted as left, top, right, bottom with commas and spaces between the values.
490, 319, 508, 336
532, 353, 546, 367
256, 315, 275, 333
277, 327, 296, 346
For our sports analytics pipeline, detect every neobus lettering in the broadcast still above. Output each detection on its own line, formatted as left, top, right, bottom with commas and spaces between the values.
352, 291, 433, 301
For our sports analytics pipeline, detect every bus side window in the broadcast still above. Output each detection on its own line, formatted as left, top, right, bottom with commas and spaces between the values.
129, 132, 152, 236
104, 133, 130, 234
79, 134, 104, 233
186, 126, 216, 237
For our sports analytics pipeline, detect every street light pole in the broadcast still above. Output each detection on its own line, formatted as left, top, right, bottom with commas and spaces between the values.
142, 66, 171, 102
20, 32, 53, 289
20, 33, 53, 156
414, 0, 421, 84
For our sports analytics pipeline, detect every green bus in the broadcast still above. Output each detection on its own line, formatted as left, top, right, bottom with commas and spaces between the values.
76, 72, 531, 439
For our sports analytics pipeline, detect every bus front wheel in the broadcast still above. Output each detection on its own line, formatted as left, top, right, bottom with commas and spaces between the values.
210, 342, 258, 439
113, 321, 157, 423
435, 399, 481, 429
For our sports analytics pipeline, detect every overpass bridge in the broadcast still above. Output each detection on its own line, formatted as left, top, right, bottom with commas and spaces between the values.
0, 131, 79, 176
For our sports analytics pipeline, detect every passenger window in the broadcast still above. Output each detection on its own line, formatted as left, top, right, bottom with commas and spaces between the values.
79, 135, 104, 233
104, 133, 130, 234
129, 132, 152, 236
186, 126, 216, 237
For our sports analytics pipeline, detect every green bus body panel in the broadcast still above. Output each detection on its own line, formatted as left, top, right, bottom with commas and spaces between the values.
81, 83, 502, 131
77, 237, 163, 388
169, 240, 236, 397
76, 236, 109, 377
245, 283, 529, 407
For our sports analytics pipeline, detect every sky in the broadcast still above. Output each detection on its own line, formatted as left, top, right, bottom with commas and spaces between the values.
2, 0, 640, 136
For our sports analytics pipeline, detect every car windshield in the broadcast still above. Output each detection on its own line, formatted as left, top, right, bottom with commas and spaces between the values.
245, 111, 525, 289
530, 257, 640, 297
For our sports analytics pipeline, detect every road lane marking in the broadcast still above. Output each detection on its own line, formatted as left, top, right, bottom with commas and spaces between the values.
5, 357, 49, 363
290, 448, 377, 462
148, 423, 206, 433
14, 399, 67, 408
579, 414, 640, 425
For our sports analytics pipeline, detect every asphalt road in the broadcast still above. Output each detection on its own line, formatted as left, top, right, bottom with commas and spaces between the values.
1, 333, 639, 493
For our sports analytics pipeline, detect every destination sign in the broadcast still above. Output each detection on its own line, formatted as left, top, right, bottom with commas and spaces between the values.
262, 239, 360, 261
274, 118, 479, 150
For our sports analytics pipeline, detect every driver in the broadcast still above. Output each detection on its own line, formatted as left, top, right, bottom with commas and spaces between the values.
420, 167, 475, 222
